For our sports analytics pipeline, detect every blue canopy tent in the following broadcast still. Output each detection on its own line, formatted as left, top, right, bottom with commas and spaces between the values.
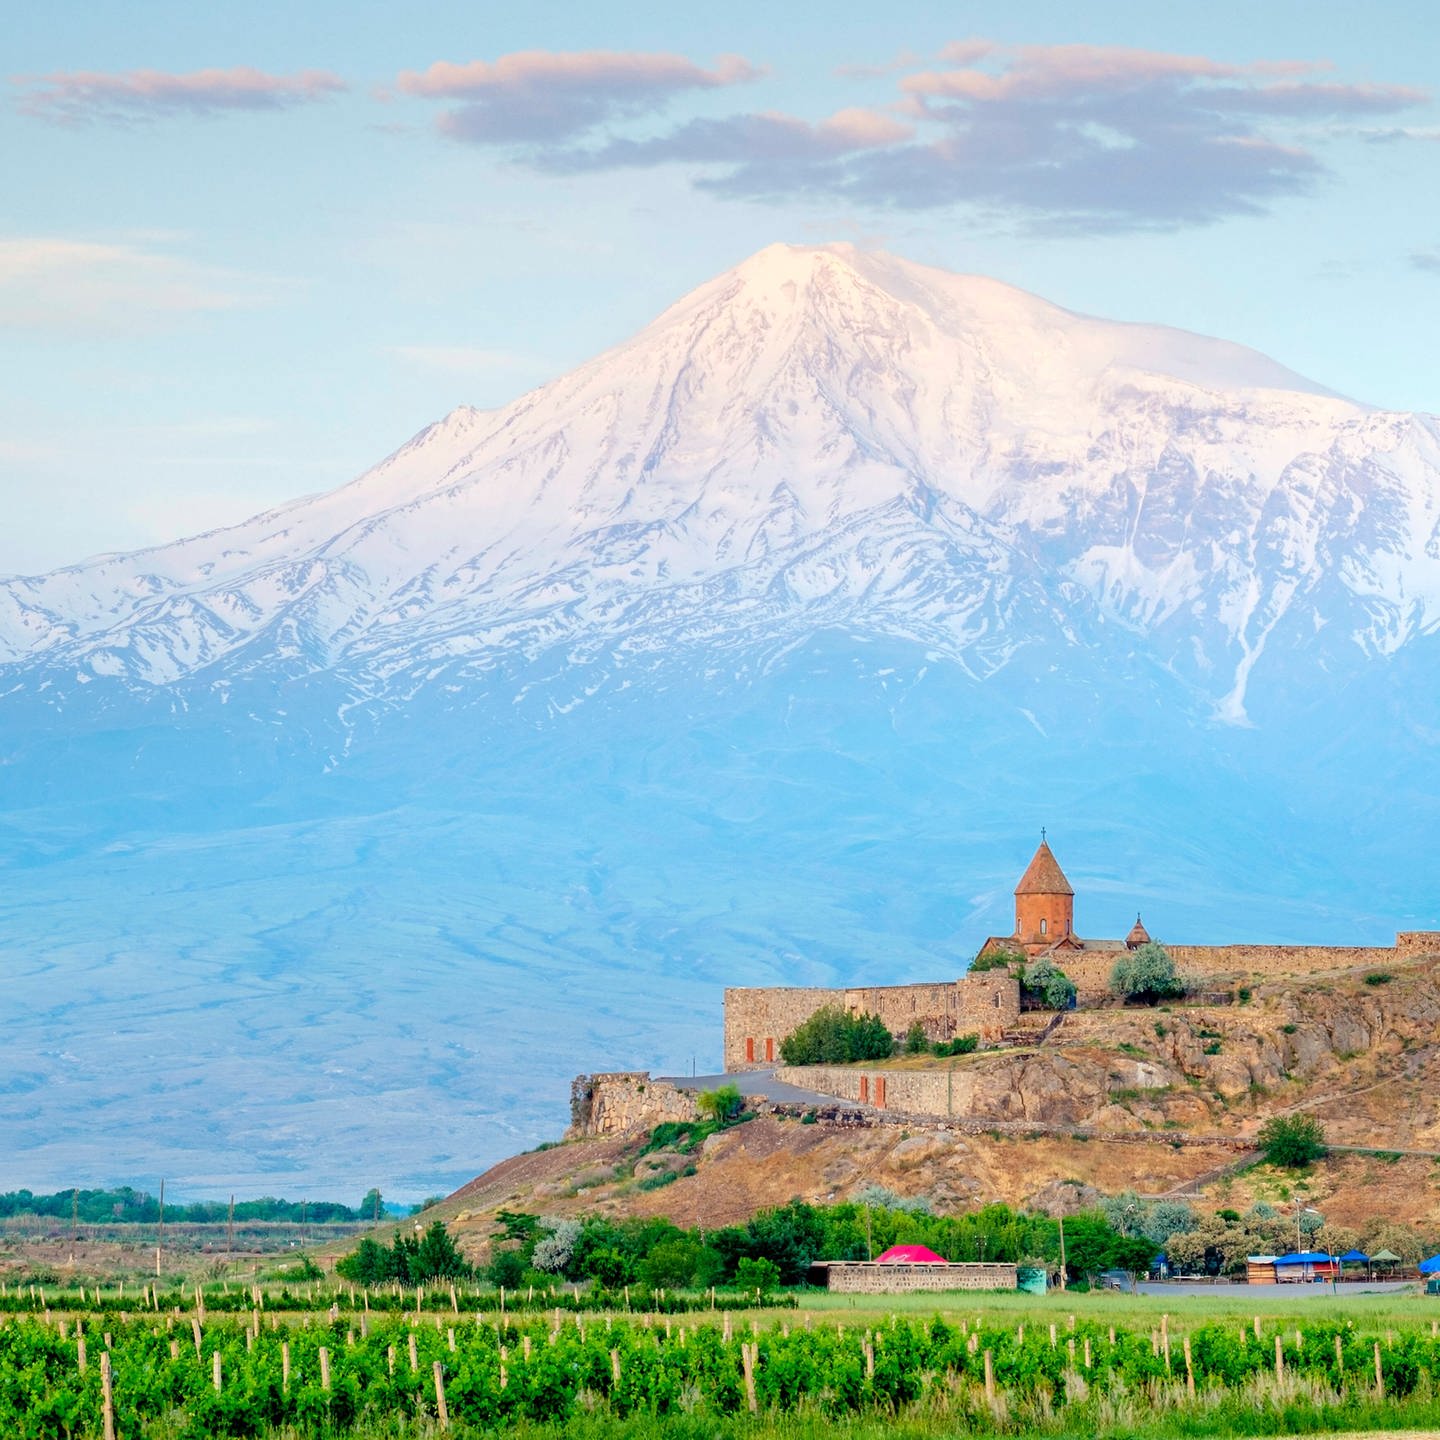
1418, 1254, 1440, 1275
1274, 1251, 1338, 1283
1338, 1248, 1371, 1281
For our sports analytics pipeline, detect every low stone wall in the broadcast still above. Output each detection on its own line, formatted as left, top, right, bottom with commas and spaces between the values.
821, 1261, 1017, 1293
567, 1072, 697, 1138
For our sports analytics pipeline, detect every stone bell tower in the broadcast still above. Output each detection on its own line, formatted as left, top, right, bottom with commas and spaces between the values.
1014, 836, 1074, 953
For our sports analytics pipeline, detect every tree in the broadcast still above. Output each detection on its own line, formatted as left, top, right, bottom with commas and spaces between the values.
360, 1188, 384, 1222
1109, 942, 1181, 1003
779, 1006, 894, 1065
336, 1237, 393, 1284
904, 1022, 928, 1055
532, 1218, 581, 1275
1257, 1114, 1328, 1168
971, 946, 1026, 973
486, 1248, 527, 1288
696, 1084, 744, 1123
1022, 958, 1076, 1010
735, 1256, 782, 1295
414, 1221, 471, 1280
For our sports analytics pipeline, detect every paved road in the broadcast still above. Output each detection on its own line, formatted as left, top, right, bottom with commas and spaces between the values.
658, 1069, 858, 1108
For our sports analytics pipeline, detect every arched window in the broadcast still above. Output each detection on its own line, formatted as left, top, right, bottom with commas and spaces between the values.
1040, 918, 1048, 936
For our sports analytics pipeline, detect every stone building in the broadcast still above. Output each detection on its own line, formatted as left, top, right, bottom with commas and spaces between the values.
723, 837, 1440, 1073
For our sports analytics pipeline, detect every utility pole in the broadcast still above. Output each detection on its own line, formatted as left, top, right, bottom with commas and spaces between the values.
156, 1179, 165, 1278
227, 1194, 235, 1262
1058, 1214, 1068, 1291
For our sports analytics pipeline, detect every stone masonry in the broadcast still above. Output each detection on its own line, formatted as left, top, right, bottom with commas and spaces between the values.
722, 839, 1440, 1071
819, 1261, 1019, 1292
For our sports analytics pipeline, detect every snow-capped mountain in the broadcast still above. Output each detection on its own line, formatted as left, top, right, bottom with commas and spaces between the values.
5, 243, 1437, 722
2, 244, 1438, 1199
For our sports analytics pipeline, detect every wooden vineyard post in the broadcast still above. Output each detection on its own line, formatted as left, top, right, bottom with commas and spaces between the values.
282, 1341, 291, 1391
984, 1348, 996, 1411
77, 1334, 87, 1374
213, 1351, 223, 1394
448, 1327, 456, 1353
1374, 1341, 1384, 1398
1183, 1337, 1195, 1398
1274, 1334, 1284, 1379
387, 1345, 396, 1376
1335, 1334, 1344, 1370
1083, 1337, 1091, 1369
100, 1351, 116, 1440
320, 1347, 331, 1392
434, 1360, 450, 1430
611, 1347, 622, 1386
499, 1345, 508, 1390
863, 1334, 874, 1378
1161, 1315, 1171, 1372
409, 1331, 419, 1373
741, 1342, 757, 1413
1253, 1315, 1261, 1341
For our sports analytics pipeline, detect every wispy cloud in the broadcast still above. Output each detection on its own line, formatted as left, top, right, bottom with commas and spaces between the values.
11, 66, 346, 124
396, 49, 760, 144
422, 40, 1429, 234
1413, 247, 1440, 274
0, 236, 280, 332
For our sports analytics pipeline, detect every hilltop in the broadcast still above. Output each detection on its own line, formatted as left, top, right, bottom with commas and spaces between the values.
424, 951, 1440, 1263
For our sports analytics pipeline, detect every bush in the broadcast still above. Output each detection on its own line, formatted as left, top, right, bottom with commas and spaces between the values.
1257, 1114, 1328, 1168
1022, 957, 1076, 1010
932, 1033, 978, 1058
779, 1006, 894, 1065
734, 1256, 782, 1294
1365, 972, 1394, 986
696, 1084, 743, 1123
1110, 942, 1182, 1004
971, 945, 1026, 973
903, 1021, 928, 1055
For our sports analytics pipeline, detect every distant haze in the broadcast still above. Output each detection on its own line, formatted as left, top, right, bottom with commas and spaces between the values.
1, 245, 1437, 1199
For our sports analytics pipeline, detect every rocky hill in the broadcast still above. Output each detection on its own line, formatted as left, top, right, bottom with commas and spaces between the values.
425, 953, 1440, 1259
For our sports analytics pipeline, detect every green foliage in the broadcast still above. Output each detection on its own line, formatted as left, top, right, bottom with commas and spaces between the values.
1109, 942, 1182, 1003
336, 1220, 473, 1285
696, 1084, 744, 1123
1365, 971, 1394, 986
734, 1256, 782, 1294
1238, 986, 1253, 1004
970, 945, 1025, 972
903, 1021, 928, 1055
931, 1033, 978, 1057
779, 1005, 894, 1065
1021, 956, 1076, 1010
1203, 1040, 1223, 1055
0, 1185, 370, 1225
1258, 1113, 1328, 1168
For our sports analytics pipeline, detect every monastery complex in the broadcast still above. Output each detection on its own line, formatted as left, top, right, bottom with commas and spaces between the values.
723, 839, 1440, 1072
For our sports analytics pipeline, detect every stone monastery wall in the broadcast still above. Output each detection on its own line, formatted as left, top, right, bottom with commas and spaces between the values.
724, 976, 1018, 1072
568, 1072, 697, 1138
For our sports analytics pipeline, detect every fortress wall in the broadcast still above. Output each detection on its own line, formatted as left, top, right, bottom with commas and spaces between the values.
1396, 932, 1440, 957
776, 1063, 958, 1116
724, 987, 836, 1071
1053, 953, 1115, 1001
822, 1261, 1017, 1293
567, 1072, 697, 1138
726, 977, 1021, 1069
1166, 944, 1398, 979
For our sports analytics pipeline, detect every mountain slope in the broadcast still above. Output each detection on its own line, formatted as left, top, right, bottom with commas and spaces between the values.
1, 244, 1438, 1199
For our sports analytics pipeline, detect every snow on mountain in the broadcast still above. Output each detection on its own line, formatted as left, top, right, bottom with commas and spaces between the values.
4, 243, 1438, 719
4, 245, 1440, 1197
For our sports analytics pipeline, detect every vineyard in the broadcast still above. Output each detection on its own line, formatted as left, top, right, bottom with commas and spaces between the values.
4, 1285, 1440, 1438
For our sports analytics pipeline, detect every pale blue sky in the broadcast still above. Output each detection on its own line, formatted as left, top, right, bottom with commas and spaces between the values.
4, 0, 1438, 573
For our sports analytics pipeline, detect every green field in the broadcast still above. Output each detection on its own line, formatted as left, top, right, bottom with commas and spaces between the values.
4, 1282, 1440, 1438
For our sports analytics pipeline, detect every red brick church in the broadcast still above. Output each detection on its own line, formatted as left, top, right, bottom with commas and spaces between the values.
981, 835, 1150, 960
